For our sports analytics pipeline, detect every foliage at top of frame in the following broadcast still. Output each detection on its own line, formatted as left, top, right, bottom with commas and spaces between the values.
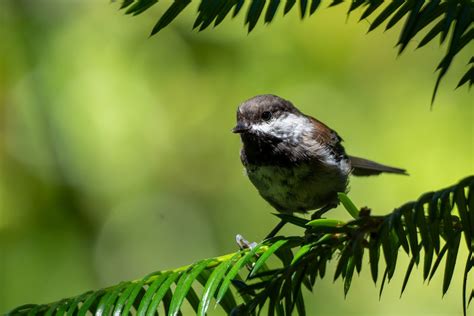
113, 0, 474, 103
6, 175, 474, 316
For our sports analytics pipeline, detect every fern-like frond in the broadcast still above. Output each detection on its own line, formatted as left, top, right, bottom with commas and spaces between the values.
113, 0, 473, 102
6, 176, 474, 315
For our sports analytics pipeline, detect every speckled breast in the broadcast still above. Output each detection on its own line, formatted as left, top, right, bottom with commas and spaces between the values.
245, 162, 348, 213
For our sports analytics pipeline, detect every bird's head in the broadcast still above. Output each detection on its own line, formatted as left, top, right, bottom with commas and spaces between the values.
233, 94, 311, 144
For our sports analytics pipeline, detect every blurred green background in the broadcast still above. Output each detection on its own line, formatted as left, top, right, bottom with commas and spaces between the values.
0, 0, 472, 315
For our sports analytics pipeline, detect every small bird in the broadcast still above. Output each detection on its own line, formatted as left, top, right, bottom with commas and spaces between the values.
233, 94, 406, 225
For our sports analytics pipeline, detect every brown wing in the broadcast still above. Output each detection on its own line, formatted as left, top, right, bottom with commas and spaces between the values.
349, 156, 407, 176
308, 116, 347, 160
308, 116, 407, 176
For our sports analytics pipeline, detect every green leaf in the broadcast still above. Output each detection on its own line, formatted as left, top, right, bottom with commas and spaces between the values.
400, 254, 416, 298
440, 1, 458, 44
169, 259, 213, 316
55, 300, 70, 315
338, 192, 359, 219
308, 255, 319, 285
233, 0, 245, 17
67, 292, 92, 316
284, 0, 296, 15
347, 0, 365, 14
115, 0, 471, 94
423, 243, 434, 281
96, 283, 129, 316
393, 214, 410, 254
455, 185, 472, 249
441, 191, 454, 241
462, 251, 473, 316
431, 2, 471, 102
150, 0, 191, 35
26, 304, 48, 316
314, 255, 325, 280
307, 218, 346, 228
291, 265, 308, 313
232, 274, 254, 305
428, 241, 449, 282
379, 268, 388, 299
44, 299, 63, 316
397, 0, 425, 53
77, 290, 105, 316
112, 285, 137, 315
121, 280, 146, 315
185, 286, 200, 313
382, 229, 399, 280
275, 244, 295, 266
428, 192, 442, 253
418, 17, 445, 48
353, 237, 364, 274
10, 175, 474, 315
162, 289, 173, 315
414, 194, 433, 254
402, 202, 419, 258
120, 0, 134, 10
291, 242, 315, 265
214, 1, 238, 26
380, 224, 392, 271
136, 274, 170, 316
213, 278, 238, 313
198, 259, 235, 315
369, 235, 380, 284
217, 245, 262, 303
251, 239, 288, 277
456, 66, 473, 89
309, 0, 320, 15
469, 182, 474, 243
268, 278, 284, 316
443, 232, 461, 295
146, 273, 180, 316
196, 0, 227, 29
334, 244, 351, 281
295, 288, 306, 316
410, 0, 445, 39
265, 0, 281, 23
300, 0, 308, 18
369, 0, 403, 31
5, 304, 35, 315
328, 0, 344, 7
344, 257, 355, 297
359, 0, 383, 21
385, 0, 412, 30
125, 0, 158, 16
280, 275, 291, 315
246, 0, 267, 32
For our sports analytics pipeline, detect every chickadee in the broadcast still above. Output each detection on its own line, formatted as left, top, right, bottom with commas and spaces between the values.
233, 94, 406, 222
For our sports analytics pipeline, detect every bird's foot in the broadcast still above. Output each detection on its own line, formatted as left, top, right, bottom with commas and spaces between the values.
236, 234, 258, 250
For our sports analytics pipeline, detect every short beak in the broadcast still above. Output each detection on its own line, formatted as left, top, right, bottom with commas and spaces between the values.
232, 122, 250, 134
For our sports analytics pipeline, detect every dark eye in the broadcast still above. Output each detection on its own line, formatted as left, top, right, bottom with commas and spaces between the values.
261, 111, 272, 121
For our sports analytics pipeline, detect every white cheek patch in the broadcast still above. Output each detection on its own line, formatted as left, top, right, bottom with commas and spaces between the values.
252, 113, 313, 144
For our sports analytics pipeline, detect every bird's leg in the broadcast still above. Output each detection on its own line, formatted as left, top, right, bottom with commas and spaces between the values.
311, 203, 338, 220
264, 219, 287, 240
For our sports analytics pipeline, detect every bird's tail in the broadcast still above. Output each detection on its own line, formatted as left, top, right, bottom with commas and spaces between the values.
349, 155, 407, 176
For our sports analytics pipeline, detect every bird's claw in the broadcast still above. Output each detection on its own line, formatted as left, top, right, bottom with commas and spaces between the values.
236, 234, 258, 250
